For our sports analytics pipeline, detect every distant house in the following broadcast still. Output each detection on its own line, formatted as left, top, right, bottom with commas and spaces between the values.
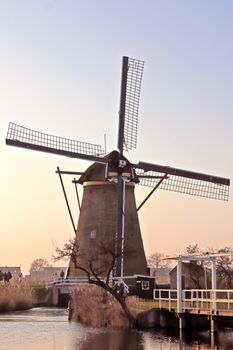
0, 266, 21, 278
29, 267, 67, 282
150, 267, 172, 288
124, 275, 155, 299
170, 262, 209, 290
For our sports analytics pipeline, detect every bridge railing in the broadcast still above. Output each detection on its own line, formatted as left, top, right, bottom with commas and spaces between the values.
154, 289, 233, 314
55, 278, 89, 285
183, 289, 233, 313
153, 289, 178, 311
45, 277, 89, 288
45, 277, 129, 295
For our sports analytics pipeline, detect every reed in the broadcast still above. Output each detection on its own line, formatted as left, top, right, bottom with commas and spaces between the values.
0, 281, 33, 312
70, 284, 130, 328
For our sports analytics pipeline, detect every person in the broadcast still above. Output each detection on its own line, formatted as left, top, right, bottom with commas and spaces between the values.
0, 270, 3, 282
60, 270, 65, 281
53, 273, 58, 283
3, 272, 7, 283
6, 271, 12, 283
18, 272, 23, 283
3, 271, 12, 283
118, 282, 124, 297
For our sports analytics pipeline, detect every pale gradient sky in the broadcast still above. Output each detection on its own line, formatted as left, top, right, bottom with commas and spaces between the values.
0, 1, 232, 274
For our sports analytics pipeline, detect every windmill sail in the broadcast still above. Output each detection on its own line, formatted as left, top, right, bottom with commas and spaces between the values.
6, 122, 105, 163
118, 56, 144, 154
134, 161, 230, 201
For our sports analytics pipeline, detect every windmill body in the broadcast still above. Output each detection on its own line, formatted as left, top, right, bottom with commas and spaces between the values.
5, 56, 230, 280
68, 151, 148, 277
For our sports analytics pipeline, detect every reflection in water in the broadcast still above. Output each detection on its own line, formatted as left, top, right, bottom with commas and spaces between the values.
79, 329, 144, 350
0, 308, 88, 350
0, 308, 233, 349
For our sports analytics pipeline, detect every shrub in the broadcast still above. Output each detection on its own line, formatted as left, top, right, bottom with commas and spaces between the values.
32, 285, 51, 304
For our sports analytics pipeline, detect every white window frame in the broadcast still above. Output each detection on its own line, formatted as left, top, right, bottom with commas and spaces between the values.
141, 280, 150, 290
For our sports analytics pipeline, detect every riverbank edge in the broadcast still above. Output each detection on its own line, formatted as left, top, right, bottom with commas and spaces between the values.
135, 307, 233, 331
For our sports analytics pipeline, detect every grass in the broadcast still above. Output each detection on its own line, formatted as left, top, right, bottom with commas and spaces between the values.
0, 281, 33, 312
127, 296, 162, 313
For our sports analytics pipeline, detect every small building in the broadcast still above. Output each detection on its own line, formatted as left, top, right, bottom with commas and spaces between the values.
29, 267, 67, 282
170, 262, 208, 290
150, 267, 172, 288
124, 275, 155, 299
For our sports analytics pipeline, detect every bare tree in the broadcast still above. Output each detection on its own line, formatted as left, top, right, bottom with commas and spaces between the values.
147, 252, 172, 269
184, 244, 202, 255
216, 247, 233, 288
29, 258, 52, 274
53, 238, 135, 326
183, 244, 207, 289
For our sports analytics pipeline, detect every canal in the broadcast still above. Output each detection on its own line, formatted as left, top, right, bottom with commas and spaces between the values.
1, 308, 233, 349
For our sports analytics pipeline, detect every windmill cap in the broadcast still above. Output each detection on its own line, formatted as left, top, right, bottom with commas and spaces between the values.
78, 150, 139, 184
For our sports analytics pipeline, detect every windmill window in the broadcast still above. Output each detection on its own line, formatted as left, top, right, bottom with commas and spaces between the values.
141, 281, 150, 290
90, 230, 97, 240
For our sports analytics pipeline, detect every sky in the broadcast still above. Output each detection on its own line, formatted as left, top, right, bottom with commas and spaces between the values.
0, 1, 232, 274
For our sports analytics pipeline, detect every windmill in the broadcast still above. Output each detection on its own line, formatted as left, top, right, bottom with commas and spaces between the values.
6, 56, 230, 280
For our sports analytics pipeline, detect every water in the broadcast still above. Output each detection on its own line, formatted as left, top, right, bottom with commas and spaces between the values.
0, 308, 233, 349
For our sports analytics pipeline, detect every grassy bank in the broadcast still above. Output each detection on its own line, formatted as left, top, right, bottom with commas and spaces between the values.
127, 296, 161, 313
0, 282, 33, 312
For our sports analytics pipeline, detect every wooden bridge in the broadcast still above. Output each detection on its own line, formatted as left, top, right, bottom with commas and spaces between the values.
47, 278, 88, 306
132, 288, 233, 332
154, 288, 233, 316
48, 277, 129, 306
155, 252, 233, 332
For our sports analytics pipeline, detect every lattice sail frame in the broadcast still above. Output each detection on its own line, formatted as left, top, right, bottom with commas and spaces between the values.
123, 58, 144, 151
6, 122, 105, 157
135, 168, 229, 201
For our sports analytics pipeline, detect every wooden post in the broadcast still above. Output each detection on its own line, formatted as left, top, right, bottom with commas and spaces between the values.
211, 258, 217, 314
177, 257, 182, 314
210, 316, 217, 334
179, 315, 186, 329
